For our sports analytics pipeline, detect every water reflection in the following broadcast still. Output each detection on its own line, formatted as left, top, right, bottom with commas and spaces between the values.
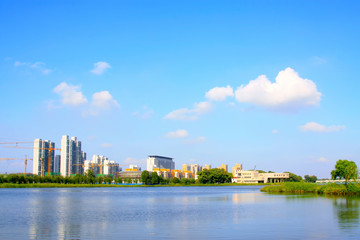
333, 197, 360, 230
1, 187, 360, 239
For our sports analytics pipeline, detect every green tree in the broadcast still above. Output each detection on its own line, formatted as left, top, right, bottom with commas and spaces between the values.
151, 172, 160, 184
331, 159, 358, 184
171, 177, 180, 184
304, 175, 318, 183
198, 168, 232, 184
141, 170, 151, 184
285, 172, 303, 182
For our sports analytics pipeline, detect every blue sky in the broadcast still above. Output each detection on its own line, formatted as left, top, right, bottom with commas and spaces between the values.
1, 0, 359, 178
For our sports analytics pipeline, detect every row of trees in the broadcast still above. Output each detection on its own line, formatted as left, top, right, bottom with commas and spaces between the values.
140, 169, 232, 185
285, 159, 359, 184
140, 170, 170, 184
0, 170, 117, 184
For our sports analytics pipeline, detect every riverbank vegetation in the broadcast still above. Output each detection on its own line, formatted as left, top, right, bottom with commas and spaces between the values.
261, 182, 360, 195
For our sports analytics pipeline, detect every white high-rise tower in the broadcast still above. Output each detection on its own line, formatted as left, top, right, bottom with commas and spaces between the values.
60, 135, 85, 176
33, 139, 55, 176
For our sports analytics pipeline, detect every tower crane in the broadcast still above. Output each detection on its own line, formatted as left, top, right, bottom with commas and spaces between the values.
0, 155, 33, 174
3, 146, 61, 176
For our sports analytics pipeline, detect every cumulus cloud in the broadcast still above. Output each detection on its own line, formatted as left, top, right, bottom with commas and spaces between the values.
91, 91, 120, 109
165, 101, 212, 120
300, 122, 345, 132
84, 91, 120, 116
52, 82, 120, 116
53, 82, 88, 106
205, 85, 234, 101
14, 61, 52, 75
235, 68, 321, 111
90, 61, 111, 75
166, 129, 189, 138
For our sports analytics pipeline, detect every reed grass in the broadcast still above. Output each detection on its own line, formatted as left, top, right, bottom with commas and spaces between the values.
261, 182, 360, 196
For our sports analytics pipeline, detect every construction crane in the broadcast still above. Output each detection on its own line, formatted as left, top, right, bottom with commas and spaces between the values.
0, 141, 33, 145
3, 146, 61, 176
0, 155, 33, 174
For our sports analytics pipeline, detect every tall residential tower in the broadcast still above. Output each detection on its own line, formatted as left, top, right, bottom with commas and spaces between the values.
60, 135, 85, 176
32, 139, 55, 176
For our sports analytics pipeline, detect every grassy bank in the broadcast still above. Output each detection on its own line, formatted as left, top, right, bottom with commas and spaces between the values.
261, 182, 360, 195
0, 182, 267, 188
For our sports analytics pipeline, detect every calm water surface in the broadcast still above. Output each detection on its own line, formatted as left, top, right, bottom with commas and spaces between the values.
0, 186, 359, 239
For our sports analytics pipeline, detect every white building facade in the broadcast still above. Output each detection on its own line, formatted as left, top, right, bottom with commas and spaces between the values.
147, 155, 175, 172
60, 135, 85, 176
232, 169, 289, 183
84, 155, 120, 176
33, 139, 55, 176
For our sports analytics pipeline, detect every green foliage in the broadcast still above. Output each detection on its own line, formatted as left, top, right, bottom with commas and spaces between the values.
115, 177, 122, 184
141, 170, 151, 185
171, 177, 180, 184
331, 159, 359, 184
151, 172, 160, 184
197, 168, 232, 184
304, 175, 318, 183
261, 182, 360, 196
180, 178, 191, 185
285, 172, 303, 182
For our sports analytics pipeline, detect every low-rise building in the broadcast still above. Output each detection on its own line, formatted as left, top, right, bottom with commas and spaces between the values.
117, 171, 142, 183
232, 168, 289, 183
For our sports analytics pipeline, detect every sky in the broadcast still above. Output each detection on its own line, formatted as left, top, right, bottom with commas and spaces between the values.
1, 0, 359, 178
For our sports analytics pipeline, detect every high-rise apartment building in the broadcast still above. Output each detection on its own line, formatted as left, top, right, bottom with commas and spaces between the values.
147, 155, 175, 172
32, 139, 55, 176
182, 164, 202, 175
84, 155, 120, 175
54, 155, 61, 174
60, 135, 85, 176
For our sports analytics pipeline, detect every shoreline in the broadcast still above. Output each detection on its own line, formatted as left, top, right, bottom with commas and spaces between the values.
260, 182, 360, 196
0, 183, 267, 188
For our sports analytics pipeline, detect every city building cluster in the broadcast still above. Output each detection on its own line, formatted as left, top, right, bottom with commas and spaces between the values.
32, 137, 289, 183
32, 135, 121, 177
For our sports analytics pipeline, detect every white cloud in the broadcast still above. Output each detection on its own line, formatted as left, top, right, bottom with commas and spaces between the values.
92, 91, 120, 110
184, 136, 206, 144
205, 85, 234, 101
84, 91, 120, 116
14, 61, 52, 75
52, 82, 120, 116
165, 101, 212, 120
166, 129, 189, 138
235, 68, 321, 111
90, 61, 111, 75
53, 82, 88, 106
300, 122, 345, 132
317, 157, 328, 162
272, 129, 279, 134
101, 143, 113, 148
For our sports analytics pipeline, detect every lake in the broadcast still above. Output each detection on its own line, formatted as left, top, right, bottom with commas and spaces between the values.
0, 186, 359, 239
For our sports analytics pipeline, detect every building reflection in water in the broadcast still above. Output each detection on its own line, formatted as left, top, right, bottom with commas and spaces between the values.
28, 189, 84, 239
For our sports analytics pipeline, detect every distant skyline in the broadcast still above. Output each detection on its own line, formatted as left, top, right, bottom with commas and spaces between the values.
1, 0, 359, 178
